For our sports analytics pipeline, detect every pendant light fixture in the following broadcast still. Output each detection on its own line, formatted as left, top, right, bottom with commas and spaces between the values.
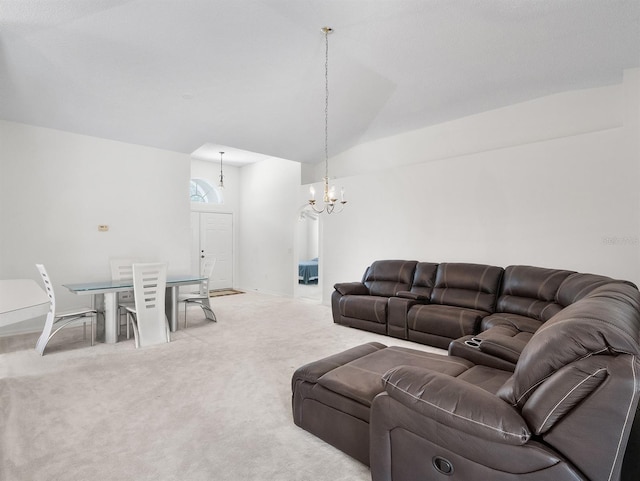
218, 151, 225, 189
308, 26, 346, 214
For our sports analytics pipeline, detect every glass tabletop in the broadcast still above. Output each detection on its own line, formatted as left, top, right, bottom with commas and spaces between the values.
64, 275, 205, 294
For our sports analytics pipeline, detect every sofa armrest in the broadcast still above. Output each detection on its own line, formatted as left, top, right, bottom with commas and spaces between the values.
334, 282, 369, 296
396, 290, 430, 302
382, 366, 530, 445
479, 335, 529, 364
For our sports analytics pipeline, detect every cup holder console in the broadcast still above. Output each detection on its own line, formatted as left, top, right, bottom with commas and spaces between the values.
464, 338, 484, 349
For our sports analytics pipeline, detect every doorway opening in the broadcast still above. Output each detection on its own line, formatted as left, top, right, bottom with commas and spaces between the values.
296, 209, 321, 301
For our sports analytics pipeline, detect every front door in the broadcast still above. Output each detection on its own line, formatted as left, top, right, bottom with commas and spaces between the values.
192, 212, 233, 290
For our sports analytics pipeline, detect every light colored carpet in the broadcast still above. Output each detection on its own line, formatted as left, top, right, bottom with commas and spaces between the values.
0, 292, 444, 481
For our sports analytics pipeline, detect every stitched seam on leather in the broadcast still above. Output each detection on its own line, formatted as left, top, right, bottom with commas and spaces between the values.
538, 368, 607, 432
385, 379, 526, 441
608, 357, 638, 481
537, 315, 637, 342
536, 273, 552, 301
473, 291, 481, 310
457, 310, 465, 336
478, 266, 488, 293
484, 342, 520, 356
401, 260, 413, 285
386, 349, 473, 369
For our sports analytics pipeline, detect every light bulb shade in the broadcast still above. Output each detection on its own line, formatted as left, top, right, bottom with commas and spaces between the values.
328, 186, 337, 202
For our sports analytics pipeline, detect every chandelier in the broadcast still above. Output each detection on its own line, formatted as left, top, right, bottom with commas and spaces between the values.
218, 151, 225, 189
308, 26, 346, 214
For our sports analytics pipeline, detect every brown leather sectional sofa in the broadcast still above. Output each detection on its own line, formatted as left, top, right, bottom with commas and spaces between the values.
293, 261, 640, 480
331, 260, 624, 367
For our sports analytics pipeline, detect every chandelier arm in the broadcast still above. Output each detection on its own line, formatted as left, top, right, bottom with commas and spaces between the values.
309, 202, 325, 214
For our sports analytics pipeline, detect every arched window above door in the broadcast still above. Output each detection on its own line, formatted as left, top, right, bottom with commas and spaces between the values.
190, 178, 223, 204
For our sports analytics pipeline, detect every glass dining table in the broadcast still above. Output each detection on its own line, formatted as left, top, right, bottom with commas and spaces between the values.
64, 275, 205, 344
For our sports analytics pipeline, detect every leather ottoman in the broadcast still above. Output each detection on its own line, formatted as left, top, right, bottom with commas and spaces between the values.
291, 342, 480, 465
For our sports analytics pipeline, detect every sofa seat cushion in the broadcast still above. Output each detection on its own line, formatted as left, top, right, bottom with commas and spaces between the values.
317, 346, 473, 407
481, 312, 543, 333
339, 295, 388, 324
408, 304, 488, 339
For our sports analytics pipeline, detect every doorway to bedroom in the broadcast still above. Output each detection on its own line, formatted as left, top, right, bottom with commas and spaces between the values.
296, 210, 321, 301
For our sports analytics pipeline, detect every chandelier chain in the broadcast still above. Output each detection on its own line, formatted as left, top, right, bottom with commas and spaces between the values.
324, 28, 329, 179
308, 26, 346, 215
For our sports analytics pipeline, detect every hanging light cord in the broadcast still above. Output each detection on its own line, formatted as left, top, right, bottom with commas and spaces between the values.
324, 27, 330, 180
219, 151, 225, 188
308, 26, 345, 214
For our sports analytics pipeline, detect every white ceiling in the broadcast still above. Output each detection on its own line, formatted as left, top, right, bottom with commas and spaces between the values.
1, 1, 639, 166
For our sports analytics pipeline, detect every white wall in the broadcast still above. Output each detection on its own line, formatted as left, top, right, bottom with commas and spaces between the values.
297, 215, 319, 262
297, 218, 309, 261
0, 121, 192, 334
238, 157, 301, 296
303, 69, 640, 304
307, 218, 319, 259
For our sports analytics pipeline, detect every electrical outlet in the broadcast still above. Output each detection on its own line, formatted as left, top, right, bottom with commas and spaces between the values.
98, 225, 109, 232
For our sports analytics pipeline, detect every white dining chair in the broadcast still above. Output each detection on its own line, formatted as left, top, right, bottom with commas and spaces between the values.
109, 258, 136, 339
125, 263, 170, 348
35, 264, 97, 355
181, 258, 217, 328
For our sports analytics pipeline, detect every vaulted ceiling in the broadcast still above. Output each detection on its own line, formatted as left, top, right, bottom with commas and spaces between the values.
1, 1, 638, 165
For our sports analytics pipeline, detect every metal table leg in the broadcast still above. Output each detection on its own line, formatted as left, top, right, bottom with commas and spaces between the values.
103, 292, 118, 344
165, 286, 179, 332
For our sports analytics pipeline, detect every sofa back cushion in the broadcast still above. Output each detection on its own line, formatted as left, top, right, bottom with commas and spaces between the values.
498, 283, 640, 408
555, 272, 631, 307
364, 260, 418, 297
408, 262, 439, 298
496, 265, 574, 321
430, 263, 503, 312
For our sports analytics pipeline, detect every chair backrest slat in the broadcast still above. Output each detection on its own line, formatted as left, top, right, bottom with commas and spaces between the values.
35, 263, 55, 313
132, 263, 168, 347
110, 258, 137, 302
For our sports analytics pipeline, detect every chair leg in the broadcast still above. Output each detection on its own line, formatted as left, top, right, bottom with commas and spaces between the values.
184, 302, 188, 329
201, 298, 217, 322
36, 312, 55, 355
127, 312, 139, 348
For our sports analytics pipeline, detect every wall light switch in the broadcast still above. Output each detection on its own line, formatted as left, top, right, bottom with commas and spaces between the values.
98, 225, 109, 232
